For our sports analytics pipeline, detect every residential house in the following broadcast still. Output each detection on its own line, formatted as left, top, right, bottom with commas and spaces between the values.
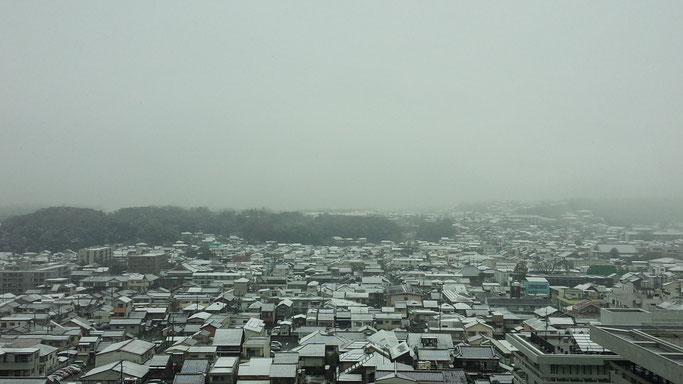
95, 339, 155, 366
81, 360, 149, 384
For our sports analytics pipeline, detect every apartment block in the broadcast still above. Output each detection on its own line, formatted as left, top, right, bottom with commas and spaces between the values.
77, 246, 113, 265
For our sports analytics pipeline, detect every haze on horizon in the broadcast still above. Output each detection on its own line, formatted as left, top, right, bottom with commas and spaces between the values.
1, 1, 682, 212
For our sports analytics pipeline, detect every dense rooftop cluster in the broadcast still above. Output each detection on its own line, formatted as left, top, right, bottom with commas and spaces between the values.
0, 204, 682, 384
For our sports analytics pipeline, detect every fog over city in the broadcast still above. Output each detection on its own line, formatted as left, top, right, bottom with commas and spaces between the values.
1, 2, 682, 211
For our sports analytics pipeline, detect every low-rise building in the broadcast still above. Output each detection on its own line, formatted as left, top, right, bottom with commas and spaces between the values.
127, 252, 169, 275
0, 264, 70, 294
0, 347, 40, 377
95, 339, 155, 366
208, 356, 239, 384
77, 247, 113, 266
590, 325, 683, 384
213, 329, 244, 357
506, 331, 616, 384
81, 360, 149, 384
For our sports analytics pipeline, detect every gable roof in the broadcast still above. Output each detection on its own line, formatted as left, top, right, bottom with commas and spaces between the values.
454, 345, 496, 360
97, 339, 154, 356
82, 360, 149, 379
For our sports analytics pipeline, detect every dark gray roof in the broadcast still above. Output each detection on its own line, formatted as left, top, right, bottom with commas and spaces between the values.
387, 285, 421, 296
459, 266, 482, 277
442, 370, 468, 384
180, 359, 210, 374
486, 297, 553, 306
594, 244, 639, 254
376, 370, 467, 383
454, 346, 496, 360
148, 354, 170, 368
173, 374, 205, 384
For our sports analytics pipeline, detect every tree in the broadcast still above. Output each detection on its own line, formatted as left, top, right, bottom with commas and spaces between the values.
0, 206, 406, 253
514, 261, 528, 278
536, 259, 563, 274
197, 245, 216, 260
107, 262, 126, 275
609, 248, 620, 259
184, 247, 198, 258
415, 217, 456, 242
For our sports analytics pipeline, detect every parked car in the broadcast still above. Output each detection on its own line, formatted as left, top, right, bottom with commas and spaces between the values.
56, 369, 71, 378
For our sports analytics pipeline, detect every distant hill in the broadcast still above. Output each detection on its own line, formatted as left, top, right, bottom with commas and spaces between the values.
0, 205, 45, 220
513, 202, 571, 219
567, 198, 683, 226
4, 199, 680, 253
0, 207, 108, 252
513, 198, 683, 226
0, 206, 404, 253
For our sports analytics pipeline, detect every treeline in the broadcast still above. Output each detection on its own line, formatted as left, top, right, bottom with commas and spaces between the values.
411, 217, 457, 242
0, 206, 407, 253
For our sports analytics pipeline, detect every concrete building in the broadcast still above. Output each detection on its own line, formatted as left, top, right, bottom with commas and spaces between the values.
523, 277, 550, 296
0, 264, 70, 294
608, 280, 666, 310
506, 331, 617, 384
127, 252, 168, 274
0, 347, 40, 377
77, 246, 113, 265
590, 325, 683, 384
35, 344, 58, 377
599, 307, 683, 327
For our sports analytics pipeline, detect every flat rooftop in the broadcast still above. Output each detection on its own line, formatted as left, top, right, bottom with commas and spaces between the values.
590, 325, 683, 384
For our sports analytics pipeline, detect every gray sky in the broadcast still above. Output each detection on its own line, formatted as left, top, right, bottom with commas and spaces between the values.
1, 1, 682, 211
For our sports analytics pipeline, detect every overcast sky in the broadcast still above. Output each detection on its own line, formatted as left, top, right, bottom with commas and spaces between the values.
1, 2, 682, 211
